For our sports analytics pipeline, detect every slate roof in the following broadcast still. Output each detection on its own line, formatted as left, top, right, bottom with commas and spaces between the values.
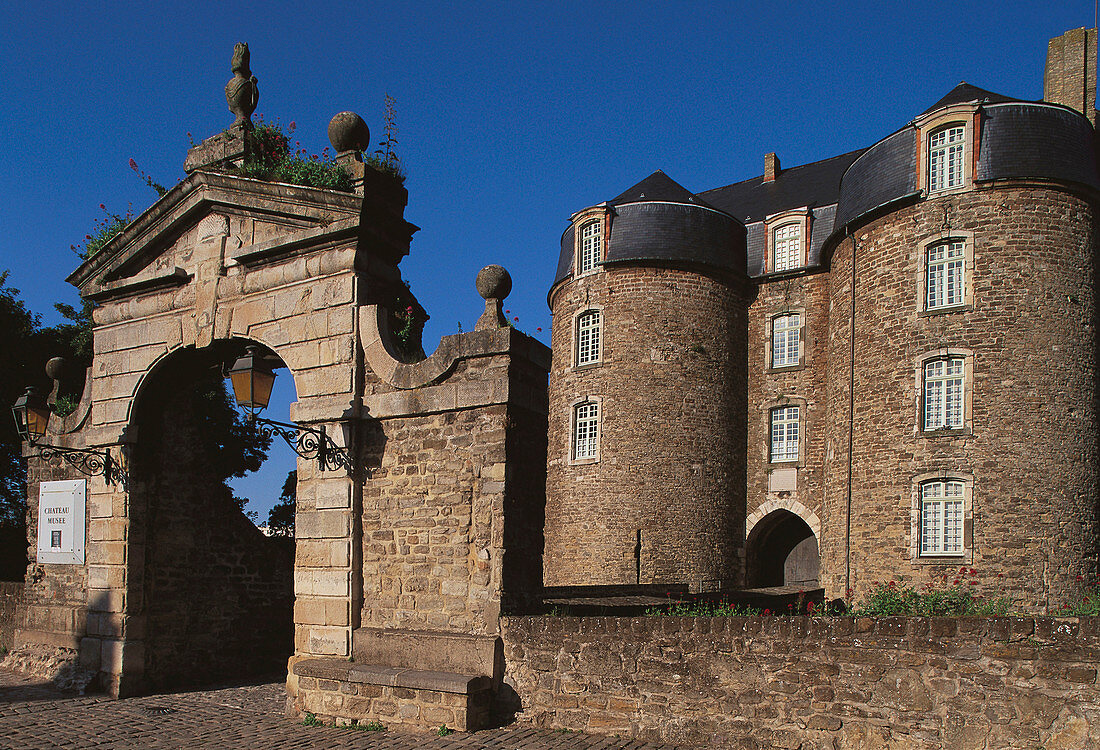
608, 170, 719, 209
697, 149, 867, 224
919, 82, 1015, 116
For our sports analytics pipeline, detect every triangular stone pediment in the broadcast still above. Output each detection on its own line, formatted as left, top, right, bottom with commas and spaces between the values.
68, 170, 362, 302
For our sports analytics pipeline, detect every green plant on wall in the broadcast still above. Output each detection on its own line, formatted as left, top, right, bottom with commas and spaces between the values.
239, 119, 353, 192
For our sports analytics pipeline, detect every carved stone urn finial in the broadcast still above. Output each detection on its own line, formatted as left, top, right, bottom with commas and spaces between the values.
225, 42, 259, 128
475, 265, 512, 330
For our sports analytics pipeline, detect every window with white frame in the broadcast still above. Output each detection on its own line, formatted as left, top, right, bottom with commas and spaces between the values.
772, 223, 801, 272
578, 221, 602, 275
573, 402, 599, 460
928, 125, 965, 192
770, 405, 799, 462
926, 240, 965, 310
923, 357, 964, 430
771, 313, 801, 368
920, 480, 965, 556
576, 310, 602, 366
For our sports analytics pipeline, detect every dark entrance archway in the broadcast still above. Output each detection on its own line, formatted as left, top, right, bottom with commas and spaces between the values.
127, 342, 293, 691
745, 509, 819, 588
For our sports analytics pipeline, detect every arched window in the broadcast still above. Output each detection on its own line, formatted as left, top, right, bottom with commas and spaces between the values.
923, 357, 965, 430
919, 479, 965, 556
925, 240, 965, 310
772, 223, 801, 272
577, 221, 602, 275
928, 125, 965, 192
769, 405, 799, 463
575, 310, 602, 366
771, 313, 801, 368
572, 402, 599, 460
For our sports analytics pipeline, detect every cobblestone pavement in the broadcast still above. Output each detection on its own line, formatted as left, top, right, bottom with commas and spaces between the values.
0, 668, 698, 750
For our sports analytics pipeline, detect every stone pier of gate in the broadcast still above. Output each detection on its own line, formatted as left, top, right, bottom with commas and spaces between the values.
9, 67, 548, 731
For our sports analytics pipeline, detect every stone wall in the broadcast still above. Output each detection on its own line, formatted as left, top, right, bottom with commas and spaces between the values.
823, 186, 1098, 609
744, 271, 829, 585
0, 582, 24, 651
545, 264, 749, 588
502, 614, 1100, 748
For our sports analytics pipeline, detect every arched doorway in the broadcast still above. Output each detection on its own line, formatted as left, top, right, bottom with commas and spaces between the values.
127, 340, 294, 691
745, 509, 819, 588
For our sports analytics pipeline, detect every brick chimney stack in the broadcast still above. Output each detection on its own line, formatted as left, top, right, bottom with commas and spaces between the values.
764, 152, 780, 182
1044, 27, 1097, 126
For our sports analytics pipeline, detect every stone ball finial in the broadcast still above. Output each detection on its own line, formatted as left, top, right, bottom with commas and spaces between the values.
474, 265, 512, 331
476, 265, 512, 301
45, 357, 67, 381
328, 112, 370, 154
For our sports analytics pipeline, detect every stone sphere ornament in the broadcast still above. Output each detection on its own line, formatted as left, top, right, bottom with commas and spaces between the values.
45, 357, 67, 381
328, 111, 370, 154
476, 265, 512, 301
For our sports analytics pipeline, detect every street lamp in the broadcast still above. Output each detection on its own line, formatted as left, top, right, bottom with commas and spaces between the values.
11, 386, 127, 488
226, 346, 351, 474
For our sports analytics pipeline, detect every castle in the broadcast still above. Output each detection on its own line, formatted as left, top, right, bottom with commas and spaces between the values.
544, 27, 1100, 611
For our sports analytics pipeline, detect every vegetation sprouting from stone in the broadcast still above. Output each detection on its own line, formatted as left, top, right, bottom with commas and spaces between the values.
363, 94, 405, 184
849, 573, 1013, 617
238, 118, 353, 192
1063, 574, 1100, 615
71, 204, 134, 260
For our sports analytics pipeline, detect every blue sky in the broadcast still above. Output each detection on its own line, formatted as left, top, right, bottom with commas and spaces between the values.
1, 1, 1095, 518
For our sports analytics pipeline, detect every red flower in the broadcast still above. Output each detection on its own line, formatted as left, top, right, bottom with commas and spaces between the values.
85, 234, 92, 239
513, 317, 519, 321
289, 121, 296, 130
99, 203, 106, 210
129, 158, 138, 170
536, 327, 542, 332
763, 608, 770, 615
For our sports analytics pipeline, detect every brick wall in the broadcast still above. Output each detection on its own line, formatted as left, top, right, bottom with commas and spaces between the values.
824, 186, 1098, 610
502, 614, 1100, 748
546, 265, 750, 588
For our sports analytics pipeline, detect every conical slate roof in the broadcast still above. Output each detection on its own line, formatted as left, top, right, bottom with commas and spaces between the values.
919, 82, 1015, 116
608, 170, 716, 209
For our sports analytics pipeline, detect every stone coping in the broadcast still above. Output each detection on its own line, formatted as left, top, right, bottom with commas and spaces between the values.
292, 658, 490, 695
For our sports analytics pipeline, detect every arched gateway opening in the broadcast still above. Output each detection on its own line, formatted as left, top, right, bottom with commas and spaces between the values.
128, 341, 294, 690
746, 509, 820, 588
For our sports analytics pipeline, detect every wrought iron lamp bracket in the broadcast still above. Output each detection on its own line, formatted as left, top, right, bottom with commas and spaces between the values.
249, 415, 352, 474
25, 442, 129, 490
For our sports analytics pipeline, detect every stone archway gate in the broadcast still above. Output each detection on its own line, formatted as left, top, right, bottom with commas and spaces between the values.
13, 116, 548, 717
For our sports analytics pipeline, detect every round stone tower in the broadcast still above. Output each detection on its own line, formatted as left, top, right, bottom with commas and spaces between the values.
544, 171, 751, 589
822, 98, 1100, 610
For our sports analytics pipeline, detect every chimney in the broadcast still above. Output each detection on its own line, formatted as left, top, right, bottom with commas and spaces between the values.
764, 152, 780, 182
1044, 27, 1097, 125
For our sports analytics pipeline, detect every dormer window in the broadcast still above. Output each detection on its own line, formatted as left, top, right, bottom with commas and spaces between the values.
772, 224, 801, 272
928, 125, 965, 192
578, 220, 602, 275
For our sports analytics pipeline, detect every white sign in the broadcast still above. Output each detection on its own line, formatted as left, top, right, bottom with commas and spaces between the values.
37, 480, 86, 564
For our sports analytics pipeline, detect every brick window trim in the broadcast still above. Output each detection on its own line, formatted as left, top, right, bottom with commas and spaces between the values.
909, 471, 974, 564
763, 208, 812, 274
913, 104, 980, 198
915, 230, 975, 315
572, 206, 611, 277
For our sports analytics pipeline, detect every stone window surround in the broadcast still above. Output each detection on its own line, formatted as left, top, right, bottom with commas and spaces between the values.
916, 230, 974, 316
909, 470, 974, 564
914, 104, 979, 198
767, 307, 806, 372
763, 207, 812, 274
761, 396, 808, 466
571, 305, 604, 369
572, 206, 610, 277
568, 395, 603, 466
914, 347, 974, 437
